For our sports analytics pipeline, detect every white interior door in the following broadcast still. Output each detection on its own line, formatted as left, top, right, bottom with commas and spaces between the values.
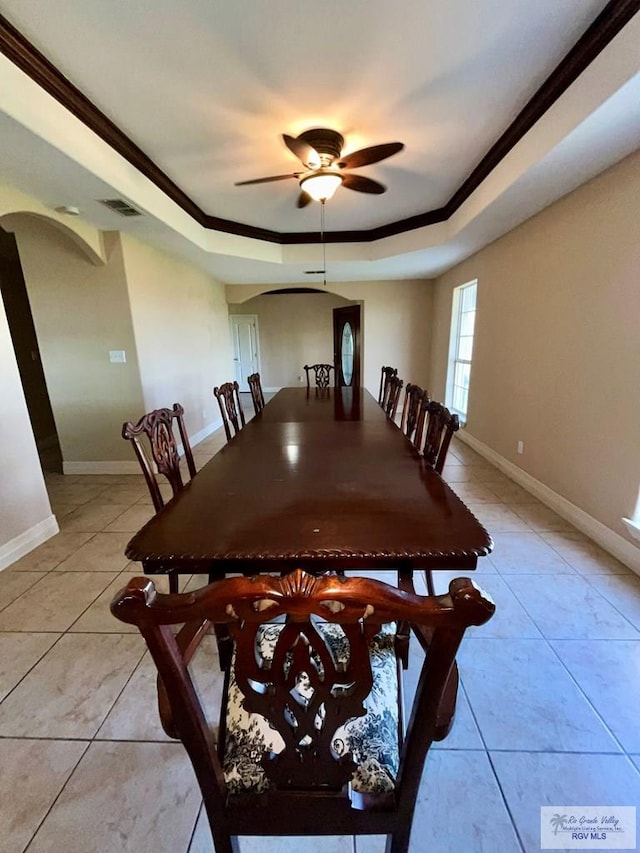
230, 315, 259, 390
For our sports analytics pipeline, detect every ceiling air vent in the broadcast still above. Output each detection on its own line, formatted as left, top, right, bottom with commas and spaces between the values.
99, 198, 143, 217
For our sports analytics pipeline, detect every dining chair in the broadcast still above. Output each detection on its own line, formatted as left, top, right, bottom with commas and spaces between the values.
122, 403, 197, 594
400, 383, 429, 449
303, 363, 334, 388
382, 375, 403, 421
214, 381, 246, 441
422, 400, 460, 475
378, 365, 398, 406
419, 400, 461, 595
111, 568, 495, 853
246, 372, 265, 415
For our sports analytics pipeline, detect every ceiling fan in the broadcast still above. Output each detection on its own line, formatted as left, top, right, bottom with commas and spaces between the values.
234, 128, 404, 208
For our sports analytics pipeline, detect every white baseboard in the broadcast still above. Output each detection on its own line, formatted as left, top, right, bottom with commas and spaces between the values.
0, 515, 59, 572
62, 419, 224, 475
456, 430, 640, 576
189, 418, 223, 448
63, 460, 142, 475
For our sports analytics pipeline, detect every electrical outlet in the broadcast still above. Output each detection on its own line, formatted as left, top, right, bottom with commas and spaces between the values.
109, 350, 126, 363
298, 375, 303, 382
517, 440, 524, 454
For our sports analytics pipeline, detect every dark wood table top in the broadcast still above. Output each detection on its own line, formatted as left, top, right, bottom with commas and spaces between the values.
126, 387, 492, 573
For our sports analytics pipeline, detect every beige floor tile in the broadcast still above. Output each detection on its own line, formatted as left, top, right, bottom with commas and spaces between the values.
0, 571, 118, 632
44, 481, 109, 505
60, 502, 132, 532
50, 501, 79, 520
236, 836, 354, 852
550, 639, 640, 753
504, 573, 639, 640
194, 454, 214, 471
7, 532, 93, 571
98, 636, 223, 741
0, 738, 87, 853
0, 632, 61, 700
69, 572, 140, 633
0, 633, 144, 738
586, 572, 640, 629
468, 466, 512, 486
0, 569, 47, 610
188, 805, 213, 853
459, 638, 620, 752
399, 750, 523, 853
54, 531, 131, 573
466, 502, 532, 532
103, 503, 156, 532
449, 481, 502, 504
436, 574, 542, 639
64, 474, 146, 486
87, 483, 148, 505
510, 501, 574, 531
480, 479, 537, 504
440, 467, 483, 485
136, 481, 173, 504
541, 529, 632, 575
97, 651, 175, 742
27, 741, 201, 853
487, 531, 574, 574
492, 752, 640, 853
183, 573, 212, 591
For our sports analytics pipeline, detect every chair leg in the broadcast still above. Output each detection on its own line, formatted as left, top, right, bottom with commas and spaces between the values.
425, 569, 435, 596
434, 661, 459, 741
386, 827, 411, 853
169, 572, 179, 594
214, 623, 233, 671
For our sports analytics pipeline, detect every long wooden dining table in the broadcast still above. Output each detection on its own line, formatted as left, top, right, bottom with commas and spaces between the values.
125, 387, 493, 581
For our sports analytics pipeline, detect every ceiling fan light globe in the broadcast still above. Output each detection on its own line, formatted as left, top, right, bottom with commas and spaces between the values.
300, 171, 343, 202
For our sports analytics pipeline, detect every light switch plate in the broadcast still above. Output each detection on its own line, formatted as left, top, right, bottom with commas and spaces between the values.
109, 350, 126, 363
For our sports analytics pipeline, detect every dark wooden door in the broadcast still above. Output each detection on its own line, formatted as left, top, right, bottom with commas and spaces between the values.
333, 304, 361, 388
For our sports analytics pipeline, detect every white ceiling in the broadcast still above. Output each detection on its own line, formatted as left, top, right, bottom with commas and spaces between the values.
0, 0, 639, 284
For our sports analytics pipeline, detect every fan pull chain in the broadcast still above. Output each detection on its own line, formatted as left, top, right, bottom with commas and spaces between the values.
320, 200, 327, 287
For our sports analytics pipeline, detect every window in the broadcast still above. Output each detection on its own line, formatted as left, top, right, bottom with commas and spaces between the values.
446, 280, 477, 421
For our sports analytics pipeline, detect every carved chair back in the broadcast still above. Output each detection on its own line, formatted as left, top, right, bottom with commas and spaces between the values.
111, 569, 494, 853
122, 403, 196, 513
382, 375, 404, 421
247, 372, 265, 415
400, 383, 430, 449
214, 381, 246, 441
303, 363, 334, 388
422, 400, 460, 474
378, 365, 398, 405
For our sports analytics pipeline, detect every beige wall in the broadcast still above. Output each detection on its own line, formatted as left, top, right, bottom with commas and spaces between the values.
228, 291, 353, 388
121, 234, 232, 440
226, 279, 434, 396
430, 148, 640, 542
0, 290, 53, 551
4, 216, 145, 464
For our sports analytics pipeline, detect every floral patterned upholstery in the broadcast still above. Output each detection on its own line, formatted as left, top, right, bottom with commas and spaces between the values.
223, 621, 399, 795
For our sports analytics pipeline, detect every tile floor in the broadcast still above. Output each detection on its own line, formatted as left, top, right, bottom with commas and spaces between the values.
1, 418, 640, 852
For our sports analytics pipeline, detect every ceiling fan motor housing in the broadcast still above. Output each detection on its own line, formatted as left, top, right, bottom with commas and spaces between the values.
298, 128, 344, 163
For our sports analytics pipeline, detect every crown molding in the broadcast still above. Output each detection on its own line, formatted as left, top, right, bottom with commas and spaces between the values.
1, 0, 638, 245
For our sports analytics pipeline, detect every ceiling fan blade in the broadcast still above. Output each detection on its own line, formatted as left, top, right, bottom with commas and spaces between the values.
341, 174, 386, 194
337, 142, 404, 170
235, 174, 298, 186
296, 191, 313, 209
283, 134, 321, 169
